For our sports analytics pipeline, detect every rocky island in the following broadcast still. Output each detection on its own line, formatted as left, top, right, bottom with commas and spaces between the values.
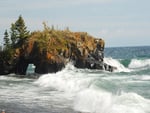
0, 16, 115, 76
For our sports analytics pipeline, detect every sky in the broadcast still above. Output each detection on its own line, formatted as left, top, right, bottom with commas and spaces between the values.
0, 0, 150, 47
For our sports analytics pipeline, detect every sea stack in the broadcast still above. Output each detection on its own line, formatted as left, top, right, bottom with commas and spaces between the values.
0, 29, 115, 75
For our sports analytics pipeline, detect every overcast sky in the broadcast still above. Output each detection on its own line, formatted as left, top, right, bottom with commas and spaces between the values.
0, 0, 150, 47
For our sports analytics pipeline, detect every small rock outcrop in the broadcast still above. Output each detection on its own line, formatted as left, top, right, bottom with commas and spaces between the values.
0, 29, 115, 75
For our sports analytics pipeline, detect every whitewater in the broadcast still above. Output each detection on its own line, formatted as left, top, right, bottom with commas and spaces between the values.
0, 46, 150, 113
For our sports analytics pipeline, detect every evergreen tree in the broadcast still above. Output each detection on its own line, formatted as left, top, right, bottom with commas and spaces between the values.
3, 29, 10, 49
15, 15, 29, 40
10, 15, 30, 47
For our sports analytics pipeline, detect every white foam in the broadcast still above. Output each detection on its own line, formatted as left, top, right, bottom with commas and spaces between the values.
74, 89, 150, 113
74, 89, 113, 113
128, 59, 150, 69
0, 76, 9, 80
35, 62, 150, 113
35, 63, 94, 92
104, 57, 131, 72
136, 75, 150, 81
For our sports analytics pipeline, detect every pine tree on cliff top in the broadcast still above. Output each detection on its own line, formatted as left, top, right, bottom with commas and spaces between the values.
10, 15, 30, 47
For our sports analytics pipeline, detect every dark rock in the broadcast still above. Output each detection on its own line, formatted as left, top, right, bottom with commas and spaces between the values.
35, 62, 65, 74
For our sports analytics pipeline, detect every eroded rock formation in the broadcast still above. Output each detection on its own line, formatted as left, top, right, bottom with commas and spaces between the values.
0, 30, 115, 75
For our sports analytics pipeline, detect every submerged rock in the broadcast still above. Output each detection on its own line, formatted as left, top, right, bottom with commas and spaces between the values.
0, 30, 116, 75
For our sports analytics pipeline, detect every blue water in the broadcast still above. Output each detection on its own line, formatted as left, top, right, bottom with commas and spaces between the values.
105, 46, 150, 76
0, 46, 150, 113
105, 46, 150, 59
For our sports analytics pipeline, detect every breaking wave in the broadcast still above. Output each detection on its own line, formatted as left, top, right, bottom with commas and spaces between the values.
35, 61, 150, 113
104, 57, 150, 72
74, 89, 150, 113
128, 59, 150, 69
104, 57, 131, 72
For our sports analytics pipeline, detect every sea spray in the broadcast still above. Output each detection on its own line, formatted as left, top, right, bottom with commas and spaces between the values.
104, 57, 131, 72
128, 59, 150, 69
35, 61, 150, 113
74, 89, 150, 113
35, 63, 95, 92
74, 89, 113, 113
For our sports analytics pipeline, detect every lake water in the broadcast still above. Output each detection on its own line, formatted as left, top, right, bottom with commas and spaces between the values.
0, 46, 150, 113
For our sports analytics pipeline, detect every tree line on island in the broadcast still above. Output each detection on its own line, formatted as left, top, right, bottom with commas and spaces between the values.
1, 15, 30, 68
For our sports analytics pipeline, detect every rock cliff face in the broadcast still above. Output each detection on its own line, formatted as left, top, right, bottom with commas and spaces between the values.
0, 29, 115, 75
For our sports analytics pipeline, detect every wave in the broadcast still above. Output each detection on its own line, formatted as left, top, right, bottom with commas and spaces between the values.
34, 58, 135, 93
74, 89, 150, 113
128, 59, 150, 69
105, 58, 150, 72
35, 59, 150, 95
104, 57, 131, 72
34, 58, 131, 92
35, 62, 150, 113
34, 63, 95, 92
